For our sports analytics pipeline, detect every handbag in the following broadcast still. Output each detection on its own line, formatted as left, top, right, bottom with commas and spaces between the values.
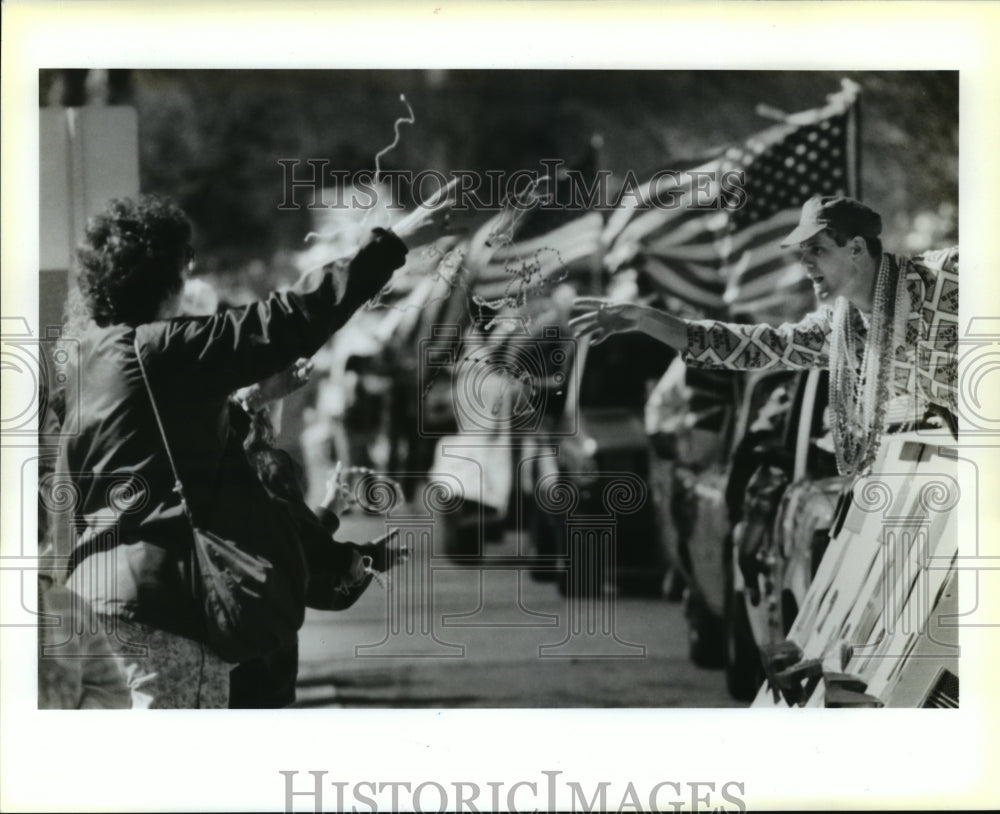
134, 337, 304, 664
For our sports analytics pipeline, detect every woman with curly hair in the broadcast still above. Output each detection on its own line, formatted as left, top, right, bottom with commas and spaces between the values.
58, 192, 455, 708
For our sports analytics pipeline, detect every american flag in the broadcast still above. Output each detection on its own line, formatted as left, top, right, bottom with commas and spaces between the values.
721, 80, 860, 322
604, 79, 861, 324
602, 154, 732, 317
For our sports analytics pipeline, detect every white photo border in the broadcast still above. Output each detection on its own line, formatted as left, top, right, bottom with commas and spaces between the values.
2, 1, 998, 811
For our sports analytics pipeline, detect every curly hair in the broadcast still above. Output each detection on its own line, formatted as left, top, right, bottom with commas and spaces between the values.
76, 195, 192, 326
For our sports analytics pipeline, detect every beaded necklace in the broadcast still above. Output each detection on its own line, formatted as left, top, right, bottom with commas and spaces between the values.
828, 254, 908, 476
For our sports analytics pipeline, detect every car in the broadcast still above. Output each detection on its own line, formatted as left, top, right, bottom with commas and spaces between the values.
724, 368, 850, 700
646, 358, 739, 602
668, 367, 800, 670
528, 330, 674, 595
662, 364, 848, 698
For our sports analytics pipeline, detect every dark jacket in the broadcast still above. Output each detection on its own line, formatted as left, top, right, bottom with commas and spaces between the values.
230, 437, 369, 709
61, 229, 407, 643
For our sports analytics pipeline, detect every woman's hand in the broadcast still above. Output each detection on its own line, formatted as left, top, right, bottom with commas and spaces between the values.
391, 177, 474, 250
569, 297, 644, 344
235, 357, 313, 412
344, 549, 369, 587
320, 461, 348, 515
354, 532, 409, 574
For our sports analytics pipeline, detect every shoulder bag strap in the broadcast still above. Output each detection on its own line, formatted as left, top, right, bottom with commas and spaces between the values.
133, 334, 196, 524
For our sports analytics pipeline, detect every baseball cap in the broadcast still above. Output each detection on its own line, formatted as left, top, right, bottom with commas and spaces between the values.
780, 196, 882, 248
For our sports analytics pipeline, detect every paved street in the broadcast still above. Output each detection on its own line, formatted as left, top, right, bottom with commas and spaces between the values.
294, 512, 742, 708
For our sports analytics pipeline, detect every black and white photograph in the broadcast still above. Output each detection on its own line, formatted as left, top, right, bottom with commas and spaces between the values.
2, 2, 999, 812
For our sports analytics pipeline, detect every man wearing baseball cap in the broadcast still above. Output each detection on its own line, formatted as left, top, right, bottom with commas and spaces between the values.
571, 195, 958, 476
778, 196, 885, 304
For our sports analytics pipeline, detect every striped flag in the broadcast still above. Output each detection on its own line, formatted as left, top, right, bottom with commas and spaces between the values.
602, 154, 731, 317
604, 79, 861, 324
721, 80, 860, 323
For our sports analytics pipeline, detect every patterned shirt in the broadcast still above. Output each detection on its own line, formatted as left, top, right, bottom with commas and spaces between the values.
683, 247, 959, 416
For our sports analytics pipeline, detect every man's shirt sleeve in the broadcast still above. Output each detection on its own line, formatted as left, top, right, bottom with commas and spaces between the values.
909, 246, 959, 414
682, 306, 833, 371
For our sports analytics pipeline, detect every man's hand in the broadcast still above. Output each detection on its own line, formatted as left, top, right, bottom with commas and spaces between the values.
570, 297, 689, 350
569, 298, 642, 344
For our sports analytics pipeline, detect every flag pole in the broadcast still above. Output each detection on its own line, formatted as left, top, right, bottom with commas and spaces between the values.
843, 78, 862, 199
